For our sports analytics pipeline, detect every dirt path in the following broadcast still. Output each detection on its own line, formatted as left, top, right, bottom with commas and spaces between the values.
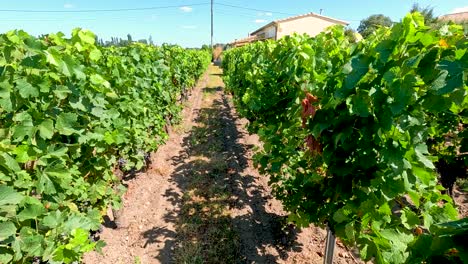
84, 66, 360, 264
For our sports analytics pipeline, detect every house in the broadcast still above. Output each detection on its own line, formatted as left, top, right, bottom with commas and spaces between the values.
438, 11, 468, 23
232, 36, 258, 47
231, 12, 348, 47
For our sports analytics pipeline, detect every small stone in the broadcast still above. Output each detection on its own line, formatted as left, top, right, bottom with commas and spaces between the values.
316, 251, 323, 257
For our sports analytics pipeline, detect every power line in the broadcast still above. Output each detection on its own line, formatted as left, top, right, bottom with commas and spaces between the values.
0, 10, 268, 22
215, 5, 277, 18
216, 2, 361, 23
216, 10, 263, 19
0, 2, 361, 24
0, 17, 145, 22
215, 3, 295, 16
0, 13, 185, 22
0, 3, 210, 13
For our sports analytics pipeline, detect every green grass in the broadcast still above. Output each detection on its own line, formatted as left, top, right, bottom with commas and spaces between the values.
173, 66, 240, 264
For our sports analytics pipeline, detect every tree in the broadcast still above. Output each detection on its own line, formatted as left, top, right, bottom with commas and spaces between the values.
344, 28, 359, 43
357, 14, 393, 38
148, 35, 154, 46
410, 3, 437, 25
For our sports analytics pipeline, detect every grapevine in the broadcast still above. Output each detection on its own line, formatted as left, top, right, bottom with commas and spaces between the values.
0, 29, 210, 263
223, 13, 467, 263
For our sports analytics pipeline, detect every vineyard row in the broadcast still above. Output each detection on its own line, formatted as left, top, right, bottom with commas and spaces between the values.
222, 13, 467, 264
0, 29, 211, 263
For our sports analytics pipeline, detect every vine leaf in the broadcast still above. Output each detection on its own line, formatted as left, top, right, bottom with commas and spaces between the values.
0, 186, 23, 206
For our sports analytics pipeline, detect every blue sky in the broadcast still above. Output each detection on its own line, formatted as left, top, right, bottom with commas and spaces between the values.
0, 0, 466, 47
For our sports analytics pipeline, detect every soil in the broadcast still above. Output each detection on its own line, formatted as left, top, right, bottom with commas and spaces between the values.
82, 65, 468, 264
454, 186, 468, 218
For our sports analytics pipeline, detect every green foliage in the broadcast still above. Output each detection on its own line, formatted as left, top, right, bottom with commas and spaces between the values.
0, 29, 210, 263
357, 14, 393, 38
344, 28, 359, 43
408, 218, 468, 263
410, 4, 438, 25
223, 13, 467, 264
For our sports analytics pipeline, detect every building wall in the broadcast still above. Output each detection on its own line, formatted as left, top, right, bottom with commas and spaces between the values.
276, 16, 342, 39
439, 12, 468, 23
255, 25, 277, 40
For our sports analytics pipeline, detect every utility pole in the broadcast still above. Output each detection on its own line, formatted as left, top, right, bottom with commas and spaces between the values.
211, 0, 214, 61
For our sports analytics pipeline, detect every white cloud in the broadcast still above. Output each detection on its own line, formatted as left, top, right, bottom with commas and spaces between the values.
254, 19, 267, 23
179, 6, 193, 13
181, 25, 197, 29
257, 12, 273, 17
451, 6, 468, 14
63, 3, 74, 9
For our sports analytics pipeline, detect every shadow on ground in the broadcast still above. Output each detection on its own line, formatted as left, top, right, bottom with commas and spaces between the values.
142, 81, 304, 263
